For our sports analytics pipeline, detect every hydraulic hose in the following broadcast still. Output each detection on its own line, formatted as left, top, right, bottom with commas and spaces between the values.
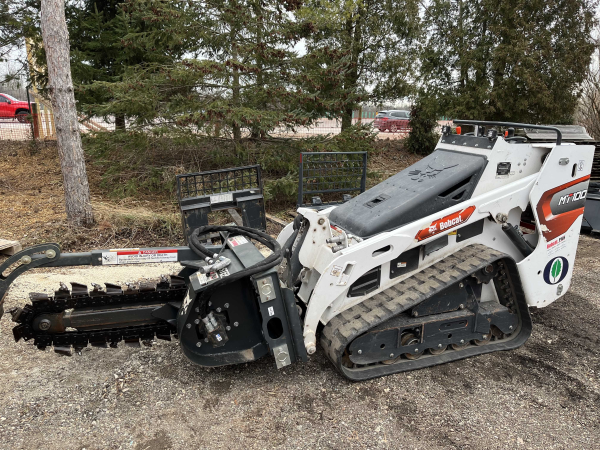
189, 225, 284, 316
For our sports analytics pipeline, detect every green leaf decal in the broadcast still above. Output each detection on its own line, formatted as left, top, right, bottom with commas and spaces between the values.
551, 259, 562, 280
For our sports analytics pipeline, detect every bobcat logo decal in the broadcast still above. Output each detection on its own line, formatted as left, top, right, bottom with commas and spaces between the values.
415, 206, 476, 241
409, 163, 458, 182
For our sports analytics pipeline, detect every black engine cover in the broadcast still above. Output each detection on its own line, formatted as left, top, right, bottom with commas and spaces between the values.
328, 149, 487, 237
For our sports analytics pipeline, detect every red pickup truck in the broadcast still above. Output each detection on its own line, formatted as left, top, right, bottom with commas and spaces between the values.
0, 93, 30, 123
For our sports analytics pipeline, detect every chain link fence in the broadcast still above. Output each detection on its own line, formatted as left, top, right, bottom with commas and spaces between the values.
0, 88, 413, 142
269, 109, 411, 138
0, 86, 113, 142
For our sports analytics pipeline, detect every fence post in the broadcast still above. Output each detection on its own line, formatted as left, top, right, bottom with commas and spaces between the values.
49, 109, 56, 137
43, 106, 52, 138
26, 89, 35, 139
361, 152, 367, 193
30, 102, 41, 139
297, 153, 304, 207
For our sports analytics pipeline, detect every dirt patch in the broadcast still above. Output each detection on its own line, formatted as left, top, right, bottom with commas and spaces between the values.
135, 431, 173, 450
0, 142, 290, 254
0, 141, 185, 253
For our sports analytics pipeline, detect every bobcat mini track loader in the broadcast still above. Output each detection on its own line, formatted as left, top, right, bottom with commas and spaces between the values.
1, 120, 594, 381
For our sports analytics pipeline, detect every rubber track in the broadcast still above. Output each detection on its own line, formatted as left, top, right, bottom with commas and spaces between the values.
320, 244, 532, 381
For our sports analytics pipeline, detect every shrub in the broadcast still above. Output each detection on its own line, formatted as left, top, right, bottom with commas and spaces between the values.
404, 99, 440, 156
82, 124, 379, 200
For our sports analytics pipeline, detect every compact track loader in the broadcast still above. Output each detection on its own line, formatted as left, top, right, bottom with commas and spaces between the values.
1, 120, 594, 381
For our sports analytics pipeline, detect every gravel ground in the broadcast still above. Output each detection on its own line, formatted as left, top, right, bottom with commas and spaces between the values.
1, 237, 599, 450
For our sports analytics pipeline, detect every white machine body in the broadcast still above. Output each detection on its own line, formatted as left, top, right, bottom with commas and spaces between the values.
278, 130, 594, 353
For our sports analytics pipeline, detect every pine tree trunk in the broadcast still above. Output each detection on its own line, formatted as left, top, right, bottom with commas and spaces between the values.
115, 114, 126, 130
458, 0, 467, 90
341, 106, 354, 130
232, 63, 242, 142
341, 5, 364, 132
41, 0, 94, 226
251, 1, 265, 139
232, 63, 242, 141
231, 23, 242, 143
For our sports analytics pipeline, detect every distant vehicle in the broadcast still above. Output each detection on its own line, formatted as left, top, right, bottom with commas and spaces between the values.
0, 93, 30, 123
373, 110, 411, 133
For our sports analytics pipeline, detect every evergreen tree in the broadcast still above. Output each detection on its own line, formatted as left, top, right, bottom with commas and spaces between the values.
298, 0, 421, 130
421, 0, 597, 124
92, 0, 351, 140
404, 97, 439, 155
67, 0, 187, 129
0, 1, 44, 86
0, 2, 21, 65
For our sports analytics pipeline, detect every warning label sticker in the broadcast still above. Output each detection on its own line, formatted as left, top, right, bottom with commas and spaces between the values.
196, 272, 208, 285
546, 234, 567, 256
228, 236, 248, 247
101, 249, 178, 265
210, 192, 233, 204
208, 272, 219, 282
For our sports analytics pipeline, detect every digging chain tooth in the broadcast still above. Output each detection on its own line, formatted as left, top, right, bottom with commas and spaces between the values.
51, 335, 73, 354
156, 276, 170, 291
8, 307, 23, 322
90, 284, 106, 298
139, 282, 156, 293
90, 282, 105, 295
169, 275, 186, 287
139, 328, 156, 342
125, 282, 139, 294
89, 331, 108, 348
54, 346, 72, 356
12, 324, 26, 342
105, 283, 123, 295
70, 282, 89, 296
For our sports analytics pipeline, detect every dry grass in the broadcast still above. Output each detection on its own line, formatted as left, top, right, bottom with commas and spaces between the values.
0, 141, 185, 253
93, 201, 181, 233
0, 139, 414, 254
